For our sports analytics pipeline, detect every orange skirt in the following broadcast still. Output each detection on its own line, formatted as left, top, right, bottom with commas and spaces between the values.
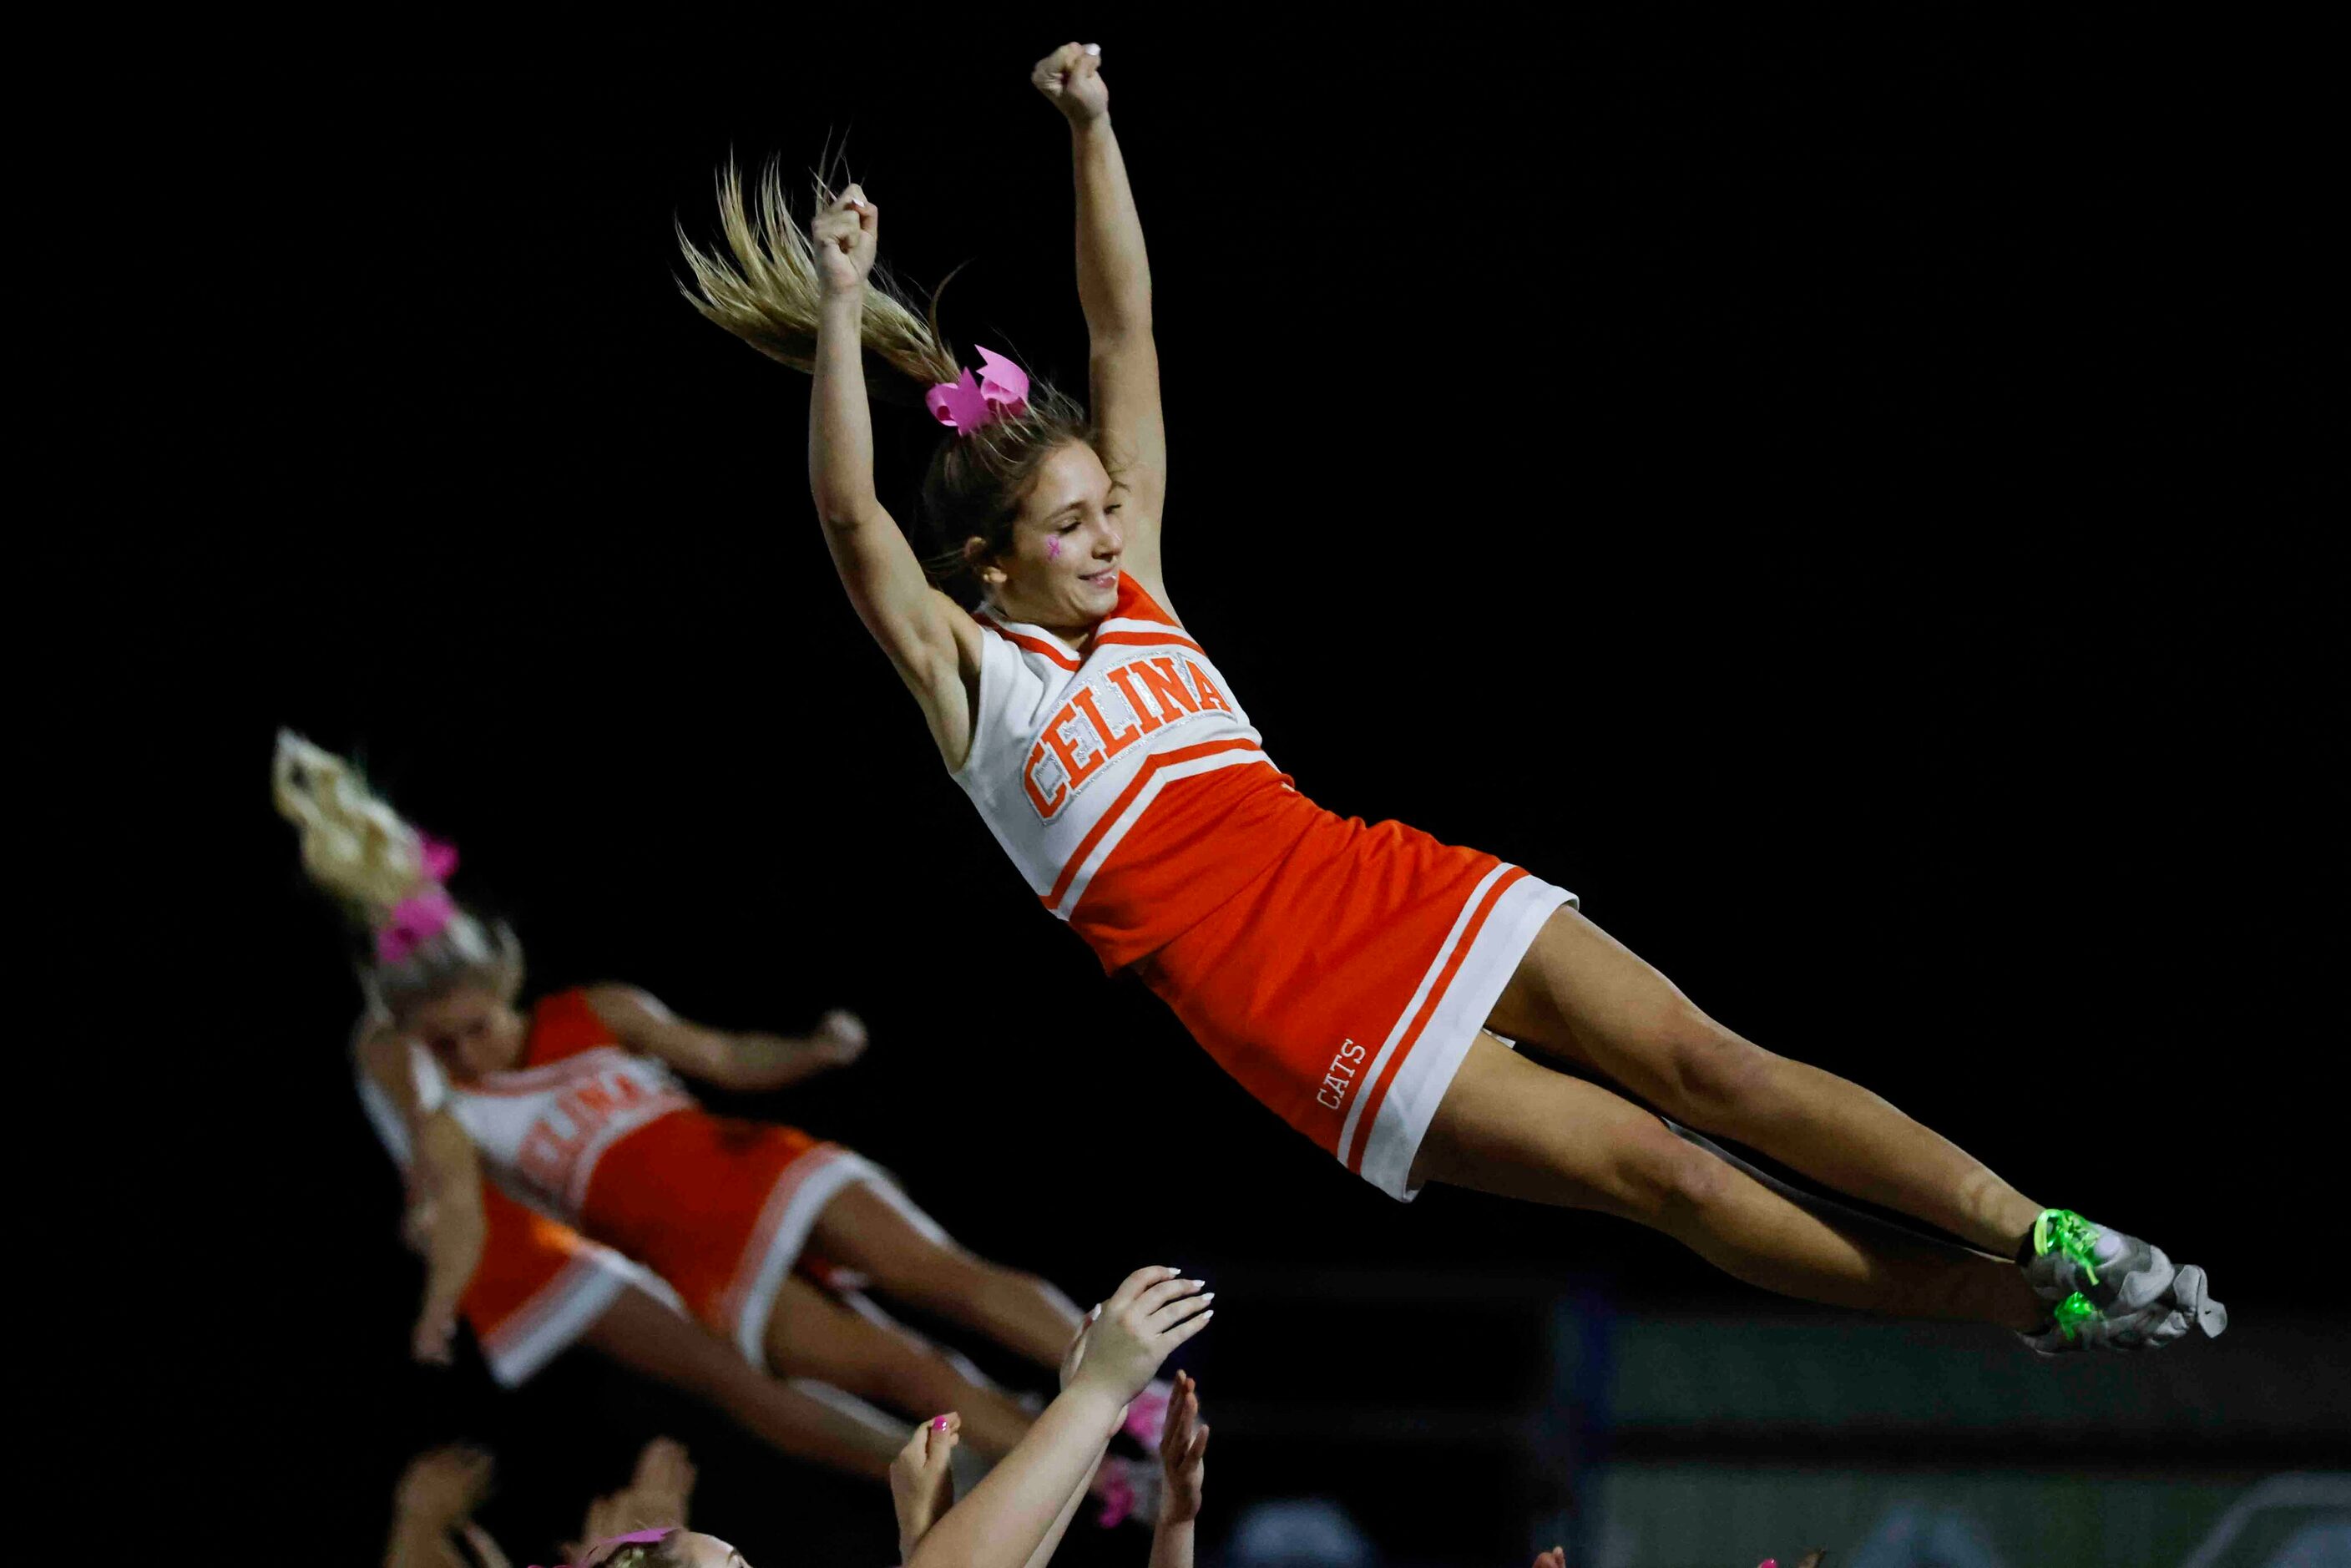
1140, 797, 1574, 1201
578, 1110, 892, 1368
463, 1181, 662, 1387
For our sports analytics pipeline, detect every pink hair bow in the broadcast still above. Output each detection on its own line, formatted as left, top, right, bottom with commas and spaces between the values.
373, 834, 462, 966
925, 346, 1030, 434
417, 832, 459, 883
530, 1527, 675, 1568
376, 887, 457, 967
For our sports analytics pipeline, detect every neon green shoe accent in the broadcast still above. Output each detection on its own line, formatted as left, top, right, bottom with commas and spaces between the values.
2034, 1207, 2103, 1287
2054, 1292, 2100, 1341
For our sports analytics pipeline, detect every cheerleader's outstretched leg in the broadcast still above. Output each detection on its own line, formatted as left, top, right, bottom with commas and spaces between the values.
1484, 904, 2215, 1346
1418, 1034, 2050, 1330
811, 1181, 1087, 1373
579, 1283, 902, 1481
759, 1274, 1039, 1460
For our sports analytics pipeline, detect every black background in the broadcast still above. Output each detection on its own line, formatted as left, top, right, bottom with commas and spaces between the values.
95, 13, 2333, 1565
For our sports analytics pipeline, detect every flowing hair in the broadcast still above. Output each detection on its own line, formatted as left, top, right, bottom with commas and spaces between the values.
271, 731, 521, 1018
676, 154, 1098, 606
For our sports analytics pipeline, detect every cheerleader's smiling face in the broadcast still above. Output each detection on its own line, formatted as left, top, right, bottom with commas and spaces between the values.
971, 441, 1125, 637
407, 984, 528, 1080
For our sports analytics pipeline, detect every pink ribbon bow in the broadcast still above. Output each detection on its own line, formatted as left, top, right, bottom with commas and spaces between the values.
417, 832, 459, 883
372, 833, 462, 966
925, 346, 1030, 434
530, 1527, 675, 1568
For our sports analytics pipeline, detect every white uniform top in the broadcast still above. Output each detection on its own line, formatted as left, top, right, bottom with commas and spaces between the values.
348, 1019, 687, 1384
951, 575, 1311, 969
398, 1042, 697, 1222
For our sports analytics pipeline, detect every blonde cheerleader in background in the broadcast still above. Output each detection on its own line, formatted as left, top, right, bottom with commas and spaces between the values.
276, 732, 1172, 1524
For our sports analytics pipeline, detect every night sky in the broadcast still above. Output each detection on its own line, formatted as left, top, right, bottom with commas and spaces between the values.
119, 15, 2331, 1563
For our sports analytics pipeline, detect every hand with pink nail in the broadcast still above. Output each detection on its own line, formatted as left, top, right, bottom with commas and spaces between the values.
890, 1412, 962, 1559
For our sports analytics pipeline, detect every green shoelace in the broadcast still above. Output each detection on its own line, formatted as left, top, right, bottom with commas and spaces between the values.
2053, 1291, 2101, 1341
2034, 1207, 2103, 1287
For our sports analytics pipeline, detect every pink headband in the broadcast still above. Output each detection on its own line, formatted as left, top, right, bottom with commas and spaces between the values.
925, 346, 1030, 434
373, 833, 461, 966
531, 1526, 675, 1568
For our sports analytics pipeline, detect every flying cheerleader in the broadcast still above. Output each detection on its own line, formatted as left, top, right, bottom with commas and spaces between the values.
670, 39, 2224, 1354
276, 732, 1172, 1525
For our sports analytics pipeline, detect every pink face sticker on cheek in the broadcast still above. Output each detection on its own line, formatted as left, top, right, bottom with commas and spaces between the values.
1046, 536, 1063, 560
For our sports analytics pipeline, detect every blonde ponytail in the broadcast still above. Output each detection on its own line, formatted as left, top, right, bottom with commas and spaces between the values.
272, 731, 432, 923
675, 156, 963, 397
679, 151, 1102, 606
272, 731, 523, 1016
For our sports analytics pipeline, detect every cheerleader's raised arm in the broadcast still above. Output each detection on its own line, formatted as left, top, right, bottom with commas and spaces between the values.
806, 188, 988, 767
1036, 40, 1172, 615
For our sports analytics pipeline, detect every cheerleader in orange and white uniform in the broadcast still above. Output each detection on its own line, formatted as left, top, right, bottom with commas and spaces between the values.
277, 733, 1170, 1520
356, 1014, 910, 1488
665, 38, 2224, 1358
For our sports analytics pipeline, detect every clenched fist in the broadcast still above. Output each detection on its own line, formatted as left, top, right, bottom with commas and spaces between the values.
1032, 42, 1109, 125
813, 184, 878, 300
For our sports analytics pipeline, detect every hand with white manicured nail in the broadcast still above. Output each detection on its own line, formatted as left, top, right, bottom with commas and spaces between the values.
1031, 40, 1110, 125
1069, 1266, 1213, 1406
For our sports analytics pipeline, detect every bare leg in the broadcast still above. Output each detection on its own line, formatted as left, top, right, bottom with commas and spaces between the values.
577, 1283, 901, 1483
1415, 1034, 2046, 1330
1488, 904, 2043, 1256
759, 1272, 1037, 1460
811, 1182, 1084, 1372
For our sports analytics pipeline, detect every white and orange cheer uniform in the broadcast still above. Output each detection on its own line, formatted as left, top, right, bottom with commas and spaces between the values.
953, 573, 1577, 1201
357, 1026, 680, 1388
407, 989, 915, 1368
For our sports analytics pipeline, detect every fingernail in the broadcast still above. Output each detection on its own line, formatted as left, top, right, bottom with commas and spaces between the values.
1201, 1310, 1214, 1320
933, 1416, 950, 1429
1084, 43, 1100, 56
1202, 1292, 1216, 1302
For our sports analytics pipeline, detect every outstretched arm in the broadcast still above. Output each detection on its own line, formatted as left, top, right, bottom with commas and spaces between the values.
408, 1115, 488, 1363
907, 1267, 1211, 1568
582, 984, 867, 1093
1034, 43, 1171, 611
1013, 1306, 1121, 1568
358, 1027, 487, 1363
1019, 1451, 1102, 1568
808, 187, 983, 766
